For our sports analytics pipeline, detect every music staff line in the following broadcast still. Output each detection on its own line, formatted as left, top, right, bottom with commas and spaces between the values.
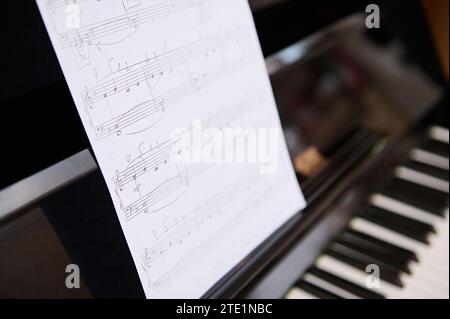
141, 174, 247, 266
56, 0, 211, 49
143, 171, 278, 294
85, 27, 251, 139
94, 81, 199, 139
115, 113, 226, 220
93, 65, 233, 139
142, 175, 248, 293
124, 163, 212, 220
112, 88, 263, 194
114, 87, 263, 220
112, 113, 219, 190
83, 36, 221, 104
114, 140, 177, 190
92, 62, 247, 139
150, 245, 207, 294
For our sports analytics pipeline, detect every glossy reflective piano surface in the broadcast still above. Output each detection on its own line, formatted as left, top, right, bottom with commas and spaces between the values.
0, 2, 447, 299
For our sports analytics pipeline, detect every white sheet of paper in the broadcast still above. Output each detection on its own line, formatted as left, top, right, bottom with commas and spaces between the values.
36, 0, 306, 298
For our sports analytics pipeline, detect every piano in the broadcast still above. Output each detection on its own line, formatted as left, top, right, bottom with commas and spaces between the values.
0, 0, 448, 299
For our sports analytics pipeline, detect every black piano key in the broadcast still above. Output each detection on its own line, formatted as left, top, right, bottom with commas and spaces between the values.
422, 139, 449, 158
404, 160, 449, 182
326, 243, 404, 287
380, 178, 449, 216
309, 267, 385, 299
296, 280, 342, 299
343, 229, 419, 261
335, 238, 411, 275
360, 206, 435, 244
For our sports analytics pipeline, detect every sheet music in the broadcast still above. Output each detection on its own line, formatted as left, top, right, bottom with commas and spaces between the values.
36, 0, 306, 298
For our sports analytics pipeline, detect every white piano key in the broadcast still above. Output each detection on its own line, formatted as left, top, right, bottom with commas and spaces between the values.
423, 218, 449, 281
295, 212, 448, 299
429, 126, 449, 144
315, 255, 415, 299
408, 261, 449, 296
370, 194, 443, 226
290, 149, 450, 299
407, 264, 448, 294
285, 287, 317, 299
432, 240, 449, 252
401, 274, 446, 298
410, 236, 449, 285
350, 217, 428, 254
317, 254, 447, 299
421, 247, 449, 265
395, 166, 449, 193
410, 148, 449, 170
350, 217, 447, 267
350, 216, 449, 298
303, 273, 361, 299
404, 237, 449, 298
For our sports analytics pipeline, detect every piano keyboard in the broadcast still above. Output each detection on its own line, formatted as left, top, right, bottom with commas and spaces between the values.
286, 126, 449, 299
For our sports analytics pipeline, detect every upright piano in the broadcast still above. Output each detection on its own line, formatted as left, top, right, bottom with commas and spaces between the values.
0, 0, 448, 299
